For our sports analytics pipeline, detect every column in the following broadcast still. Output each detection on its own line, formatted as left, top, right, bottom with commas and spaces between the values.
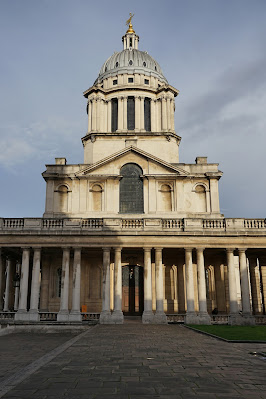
3, 258, 11, 312
117, 97, 123, 132
185, 248, 197, 324
135, 96, 140, 131
107, 100, 112, 133
15, 248, 30, 321
196, 248, 211, 324
170, 98, 175, 131
227, 248, 241, 324
209, 177, 220, 213
150, 99, 156, 132
39, 254, 50, 311
29, 248, 41, 321
96, 97, 101, 132
100, 248, 112, 324
0, 249, 4, 310
140, 96, 145, 131
123, 96, 127, 131
142, 248, 154, 323
91, 98, 97, 132
166, 97, 171, 130
69, 248, 82, 322
239, 249, 255, 324
57, 248, 70, 321
14, 262, 20, 311
88, 100, 92, 132
249, 256, 262, 314
112, 247, 123, 323
161, 97, 167, 131
154, 248, 167, 323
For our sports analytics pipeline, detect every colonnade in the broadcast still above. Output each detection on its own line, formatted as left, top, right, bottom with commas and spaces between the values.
87, 95, 175, 133
0, 246, 263, 325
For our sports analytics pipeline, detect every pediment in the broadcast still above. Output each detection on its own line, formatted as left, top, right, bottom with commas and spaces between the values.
75, 146, 189, 177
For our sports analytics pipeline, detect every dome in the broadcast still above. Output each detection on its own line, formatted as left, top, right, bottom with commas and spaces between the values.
95, 49, 168, 85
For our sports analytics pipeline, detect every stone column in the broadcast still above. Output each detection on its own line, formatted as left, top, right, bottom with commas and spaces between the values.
88, 100, 92, 132
100, 248, 112, 324
249, 256, 262, 314
123, 96, 127, 131
172, 266, 178, 313
142, 248, 154, 323
57, 248, 70, 322
29, 248, 41, 321
69, 248, 82, 322
185, 248, 198, 324
140, 96, 145, 131
0, 249, 4, 310
135, 96, 140, 131
112, 247, 123, 323
170, 98, 175, 131
107, 100, 112, 133
39, 254, 50, 311
14, 262, 20, 311
15, 248, 30, 321
150, 99, 156, 132
91, 98, 97, 132
3, 258, 11, 312
161, 97, 167, 131
166, 97, 171, 130
227, 248, 241, 324
117, 97, 123, 132
196, 248, 211, 324
154, 248, 167, 323
238, 249, 255, 324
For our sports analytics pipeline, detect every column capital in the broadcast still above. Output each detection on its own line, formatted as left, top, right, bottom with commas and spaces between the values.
102, 247, 111, 252
144, 247, 152, 252
21, 247, 31, 251
114, 247, 122, 252
184, 247, 193, 252
72, 247, 82, 251
154, 247, 163, 251
33, 247, 42, 251
196, 247, 205, 253
238, 248, 247, 254
226, 248, 235, 254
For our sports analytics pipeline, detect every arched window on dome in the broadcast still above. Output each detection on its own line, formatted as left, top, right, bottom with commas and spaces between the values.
120, 163, 144, 214
144, 98, 151, 131
127, 96, 135, 130
111, 98, 118, 132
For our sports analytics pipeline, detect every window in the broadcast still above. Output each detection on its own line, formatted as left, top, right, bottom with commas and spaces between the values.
127, 96, 135, 130
144, 79, 149, 85
115, 61, 119, 67
128, 77, 133, 83
120, 163, 144, 214
155, 65, 157, 71
129, 38, 132, 47
143, 62, 146, 67
111, 98, 118, 132
56, 268, 62, 298
144, 97, 151, 131
113, 79, 118, 85
129, 60, 133, 66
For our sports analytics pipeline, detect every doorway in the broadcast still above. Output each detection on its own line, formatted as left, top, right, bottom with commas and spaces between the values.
122, 265, 144, 315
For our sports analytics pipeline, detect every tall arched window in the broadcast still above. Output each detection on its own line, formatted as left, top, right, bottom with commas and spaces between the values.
127, 96, 135, 130
120, 164, 144, 213
111, 98, 118, 132
144, 97, 151, 131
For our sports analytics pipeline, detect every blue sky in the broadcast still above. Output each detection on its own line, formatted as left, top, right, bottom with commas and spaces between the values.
0, 0, 266, 217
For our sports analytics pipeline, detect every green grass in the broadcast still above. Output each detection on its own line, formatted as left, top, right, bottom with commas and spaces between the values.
188, 325, 266, 341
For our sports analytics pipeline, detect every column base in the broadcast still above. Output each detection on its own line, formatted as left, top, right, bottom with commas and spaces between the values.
142, 311, 155, 324
69, 311, 82, 322
229, 313, 255, 326
57, 311, 69, 322
185, 312, 199, 325
28, 310, 40, 322
15, 310, 29, 322
111, 310, 124, 324
154, 311, 167, 324
99, 311, 113, 324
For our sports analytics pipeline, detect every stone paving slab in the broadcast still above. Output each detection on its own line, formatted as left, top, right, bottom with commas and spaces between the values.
1, 324, 266, 398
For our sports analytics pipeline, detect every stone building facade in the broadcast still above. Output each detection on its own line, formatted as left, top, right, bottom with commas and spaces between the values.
0, 21, 266, 326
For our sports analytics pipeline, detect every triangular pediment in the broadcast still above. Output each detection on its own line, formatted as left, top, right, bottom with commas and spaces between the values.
75, 146, 189, 177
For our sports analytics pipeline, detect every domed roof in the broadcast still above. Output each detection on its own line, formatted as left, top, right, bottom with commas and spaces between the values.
95, 49, 168, 85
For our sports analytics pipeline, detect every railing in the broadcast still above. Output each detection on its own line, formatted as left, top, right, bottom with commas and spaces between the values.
167, 314, 185, 323
211, 315, 229, 324
1, 217, 266, 234
0, 312, 16, 321
39, 312, 58, 321
162, 219, 183, 229
121, 219, 143, 229
81, 312, 100, 321
255, 315, 266, 325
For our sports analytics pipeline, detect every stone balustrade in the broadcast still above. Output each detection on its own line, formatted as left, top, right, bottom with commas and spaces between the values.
1, 217, 266, 234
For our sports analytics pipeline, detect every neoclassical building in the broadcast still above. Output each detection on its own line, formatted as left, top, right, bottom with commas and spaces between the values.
0, 20, 265, 326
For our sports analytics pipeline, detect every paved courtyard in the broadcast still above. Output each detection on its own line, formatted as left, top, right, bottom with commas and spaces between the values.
0, 323, 266, 398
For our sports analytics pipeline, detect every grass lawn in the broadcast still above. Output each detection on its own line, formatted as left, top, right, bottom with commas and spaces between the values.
188, 325, 266, 341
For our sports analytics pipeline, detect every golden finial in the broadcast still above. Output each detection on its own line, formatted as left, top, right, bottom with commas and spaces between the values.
126, 12, 135, 33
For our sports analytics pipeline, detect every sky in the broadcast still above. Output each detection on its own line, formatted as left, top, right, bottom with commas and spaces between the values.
0, 0, 266, 218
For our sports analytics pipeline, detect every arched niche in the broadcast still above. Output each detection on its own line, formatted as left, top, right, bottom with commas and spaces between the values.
54, 184, 70, 213
120, 163, 144, 214
90, 183, 103, 212
193, 184, 207, 213
158, 184, 172, 212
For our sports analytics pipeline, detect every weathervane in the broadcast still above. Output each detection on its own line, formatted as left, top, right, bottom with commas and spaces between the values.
126, 13, 134, 27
